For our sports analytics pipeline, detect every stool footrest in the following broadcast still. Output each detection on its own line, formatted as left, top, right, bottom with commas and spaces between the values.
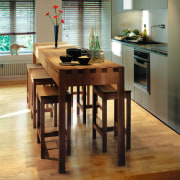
44, 131, 58, 138
93, 124, 116, 137
77, 103, 93, 110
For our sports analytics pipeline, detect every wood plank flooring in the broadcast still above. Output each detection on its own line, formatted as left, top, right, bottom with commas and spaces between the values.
0, 81, 180, 180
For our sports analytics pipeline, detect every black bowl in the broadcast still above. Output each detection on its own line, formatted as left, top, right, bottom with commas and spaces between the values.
60, 56, 73, 63
66, 48, 82, 58
77, 56, 90, 65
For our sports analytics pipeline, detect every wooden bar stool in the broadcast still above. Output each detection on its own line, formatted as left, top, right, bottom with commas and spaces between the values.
36, 85, 72, 158
27, 63, 43, 109
92, 84, 131, 152
77, 85, 92, 124
31, 69, 55, 128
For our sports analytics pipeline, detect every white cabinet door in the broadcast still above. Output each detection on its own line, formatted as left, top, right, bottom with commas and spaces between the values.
133, 0, 168, 10
111, 40, 123, 65
123, 0, 133, 10
122, 45, 134, 99
150, 53, 168, 123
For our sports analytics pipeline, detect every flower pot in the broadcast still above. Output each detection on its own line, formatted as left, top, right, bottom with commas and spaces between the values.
54, 25, 59, 48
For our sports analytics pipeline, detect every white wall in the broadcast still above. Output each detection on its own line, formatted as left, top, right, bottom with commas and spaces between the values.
36, 0, 62, 43
168, 0, 180, 133
102, 0, 112, 60
148, 9, 168, 43
112, 0, 143, 37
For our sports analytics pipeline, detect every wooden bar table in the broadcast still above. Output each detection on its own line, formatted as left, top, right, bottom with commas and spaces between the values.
33, 42, 125, 173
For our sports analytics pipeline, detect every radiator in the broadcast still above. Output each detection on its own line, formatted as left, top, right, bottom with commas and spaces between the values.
0, 56, 33, 81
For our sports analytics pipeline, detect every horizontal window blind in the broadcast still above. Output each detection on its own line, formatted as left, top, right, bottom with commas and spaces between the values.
0, 0, 35, 36
62, 0, 111, 49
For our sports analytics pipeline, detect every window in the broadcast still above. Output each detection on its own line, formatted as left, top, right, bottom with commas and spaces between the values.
62, 0, 111, 57
0, 0, 36, 55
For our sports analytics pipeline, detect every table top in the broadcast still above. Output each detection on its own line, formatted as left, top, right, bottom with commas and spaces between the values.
34, 42, 124, 87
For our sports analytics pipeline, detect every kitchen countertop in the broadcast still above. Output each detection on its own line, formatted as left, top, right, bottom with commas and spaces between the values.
112, 39, 168, 56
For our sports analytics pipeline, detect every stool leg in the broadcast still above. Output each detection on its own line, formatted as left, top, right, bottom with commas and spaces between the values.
37, 97, 40, 144
67, 95, 71, 156
114, 99, 118, 136
102, 99, 107, 152
77, 86, 80, 115
71, 86, 73, 108
33, 83, 37, 128
30, 81, 34, 120
82, 86, 86, 124
50, 104, 53, 117
87, 85, 90, 105
40, 100, 45, 159
126, 92, 131, 150
54, 103, 57, 127
92, 90, 97, 139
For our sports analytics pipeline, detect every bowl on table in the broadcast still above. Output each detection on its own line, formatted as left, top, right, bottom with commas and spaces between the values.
60, 55, 73, 63
77, 56, 91, 65
66, 48, 82, 60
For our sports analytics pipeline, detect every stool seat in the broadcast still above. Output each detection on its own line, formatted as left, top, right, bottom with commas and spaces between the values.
37, 85, 72, 158
27, 64, 43, 109
93, 84, 131, 152
37, 85, 59, 102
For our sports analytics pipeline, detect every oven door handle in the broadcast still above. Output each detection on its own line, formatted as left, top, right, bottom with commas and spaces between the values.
134, 55, 149, 62
134, 58, 148, 68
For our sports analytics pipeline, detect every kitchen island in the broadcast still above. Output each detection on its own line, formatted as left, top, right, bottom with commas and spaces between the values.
33, 42, 126, 173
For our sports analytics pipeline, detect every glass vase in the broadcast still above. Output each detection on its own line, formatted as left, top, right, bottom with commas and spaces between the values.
54, 25, 59, 48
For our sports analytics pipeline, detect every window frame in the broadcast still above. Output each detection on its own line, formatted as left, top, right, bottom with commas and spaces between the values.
0, 0, 36, 55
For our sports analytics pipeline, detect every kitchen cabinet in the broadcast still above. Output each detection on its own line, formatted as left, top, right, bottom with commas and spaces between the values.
150, 53, 168, 124
111, 40, 123, 66
134, 0, 167, 10
123, 0, 168, 10
122, 45, 134, 100
111, 42, 134, 99
134, 52, 168, 122
123, 0, 133, 10
111, 41, 168, 124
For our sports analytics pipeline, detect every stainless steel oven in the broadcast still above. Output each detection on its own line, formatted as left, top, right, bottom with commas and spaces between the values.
134, 49, 150, 94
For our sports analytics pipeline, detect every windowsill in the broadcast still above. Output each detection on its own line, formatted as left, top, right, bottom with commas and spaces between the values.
0, 52, 33, 56
0, 53, 33, 64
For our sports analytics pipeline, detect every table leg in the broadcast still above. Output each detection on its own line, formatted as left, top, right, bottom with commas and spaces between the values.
117, 72, 125, 166
58, 84, 66, 173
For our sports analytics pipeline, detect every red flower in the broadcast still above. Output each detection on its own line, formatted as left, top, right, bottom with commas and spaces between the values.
53, 5, 58, 9
45, 6, 64, 25
45, 12, 49, 16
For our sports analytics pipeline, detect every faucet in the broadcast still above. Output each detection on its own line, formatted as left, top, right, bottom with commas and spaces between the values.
151, 24, 166, 29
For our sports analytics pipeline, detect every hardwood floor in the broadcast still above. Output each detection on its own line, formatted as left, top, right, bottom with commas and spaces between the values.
0, 81, 180, 180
